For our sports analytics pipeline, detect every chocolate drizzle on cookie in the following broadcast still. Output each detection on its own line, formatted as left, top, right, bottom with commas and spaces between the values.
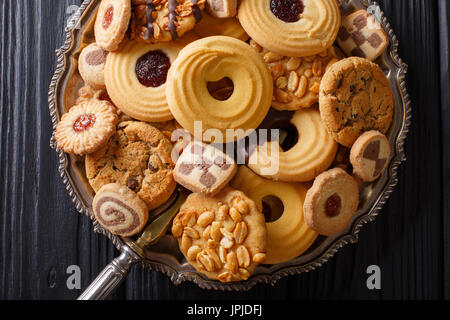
168, 0, 179, 40
192, 0, 204, 22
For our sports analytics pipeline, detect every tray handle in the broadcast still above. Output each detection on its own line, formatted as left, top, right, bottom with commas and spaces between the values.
78, 246, 140, 300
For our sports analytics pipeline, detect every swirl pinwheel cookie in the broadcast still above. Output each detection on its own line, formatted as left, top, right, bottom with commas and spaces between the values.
105, 40, 184, 122
55, 100, 118, 156
319, 57, 394, 147
238, 0, 341, 57
93, 183, 149, 237
166, 36, 273, 143
94, 0, 131, 51
231, 166, 318, 264
85, 121, 176, 210
248, 108, 338, 182
129, 0, 206, 43
171, 187, 267, 282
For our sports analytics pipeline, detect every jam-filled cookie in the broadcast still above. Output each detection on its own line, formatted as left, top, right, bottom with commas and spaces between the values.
304, 168, 359, 236
319, 57, 394, 147
85, 121, 176, 210
94, 0, 131, 51
171, 187, 267, 282
350, 131, 390, 182
238, 0, 341, 57
105, 40, 184, 122
93, 183, 149, 237
129, 0, 206, 43
166, 36, 273, 143
337, 9, 389, 61
248, 108, 338, 182
206, 0, 237, 18
78, 44, 109, 89
250, 40, 342, 111
55, 100, 118, 155
174, 141, 237, 196
231, 166, 318, 264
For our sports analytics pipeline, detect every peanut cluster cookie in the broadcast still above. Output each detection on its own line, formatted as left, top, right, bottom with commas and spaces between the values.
251, 40, 342, 111
85, 121, 176, 210
172, 187, 267, 282
319, 57, 394, 147
129, 0, 206, 43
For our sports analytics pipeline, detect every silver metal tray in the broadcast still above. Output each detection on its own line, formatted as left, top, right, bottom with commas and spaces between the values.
48, 0, 411, 293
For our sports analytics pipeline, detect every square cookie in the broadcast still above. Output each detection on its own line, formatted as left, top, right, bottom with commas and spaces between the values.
174, 141, 237, 196
337, 9, 389, 61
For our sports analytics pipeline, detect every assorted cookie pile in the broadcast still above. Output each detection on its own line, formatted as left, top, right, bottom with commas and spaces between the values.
55, 0, 394, 283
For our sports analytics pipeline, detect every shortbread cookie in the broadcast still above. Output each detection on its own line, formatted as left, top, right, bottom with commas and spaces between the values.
250, 41, 342, 110
238, 0, 341, 57
55, 100, 118, 155
206, 0, 237, 18
86, 121, 176, 210
337, 9, 389, 61
248, 108, 338, 182
78, 44, 109, 89
319, 57, 394, 147
129, 0, 205, 43
105, 40, 184, 122
171, 187, 267, 282
167, 36, 273, 143
304, 168, 359, 236
174, 141, 237, 196
93, 183, 149, 237
231, 166, 318, 264
94, 0, 131, 51
193, 12, 249, 41
350, 131, 390, 182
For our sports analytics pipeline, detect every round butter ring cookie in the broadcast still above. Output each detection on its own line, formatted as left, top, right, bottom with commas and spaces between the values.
248, 107, 338, 182
94, 0, 131, 51
78, 44, 109, 89
166, 36, 273, 143
129, 0, 206, 43
105, 40, 184, 123
303, 168, 359, 236
171, 187, 267, 283
85, 121, 176, 210
350, 130, 390, 182
93, 183, 149, 237
319, 57, 394, 147
231, 166, 318, 264
193, 12, 249, 41
55, 100, 118, 156
238, 0, 341, 57
250, 41, 342, 110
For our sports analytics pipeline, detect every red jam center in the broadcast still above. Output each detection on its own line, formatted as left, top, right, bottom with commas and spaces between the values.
73, 114, 96, 133
103, 6, 114, 29
270, 0, 304, 23
135, 50, 171, 88
325, 193, 342, 218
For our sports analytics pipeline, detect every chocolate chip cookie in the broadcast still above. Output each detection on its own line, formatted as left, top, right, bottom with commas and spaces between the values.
85, 121, 176, 210
319, 57, 394, 147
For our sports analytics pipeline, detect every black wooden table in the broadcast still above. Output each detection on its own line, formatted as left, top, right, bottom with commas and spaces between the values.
0, 0, 449, 300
